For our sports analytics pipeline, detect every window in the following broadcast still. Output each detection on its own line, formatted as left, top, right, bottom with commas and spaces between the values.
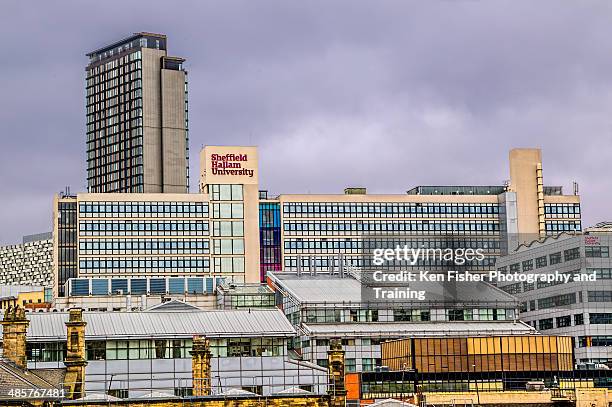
538, 293, 576, 309
549, 252, 562, 265
564, 247, 580, 261
86, 341, 106, 360
587, 291, 612, 302
589, 313, 612, 325
536, 256, 547, 268
346, 358, 356, 372
574, 313, 584, 325
522, 259, 533, 271
556, 315, 571, 328
585, 246, 609, 258
539, 318, 553, 330
210, 184, 243, 201
509, 263, 520, 272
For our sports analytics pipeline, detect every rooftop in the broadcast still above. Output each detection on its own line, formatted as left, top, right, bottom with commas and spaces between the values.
406, 186, 507, 196
0, 309, 296, 341
269, 271, 518, 307
302, 320, 536, 338
86, 32, 166, 57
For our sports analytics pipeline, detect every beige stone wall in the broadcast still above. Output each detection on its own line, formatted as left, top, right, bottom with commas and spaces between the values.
161, 67, 188, 193
508, 148, 542, 239
141, 48, 166, 193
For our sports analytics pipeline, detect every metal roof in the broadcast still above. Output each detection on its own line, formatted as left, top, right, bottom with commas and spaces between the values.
269, 272, 518, 306
302, 320, 536, 337
1, 309, 296, 341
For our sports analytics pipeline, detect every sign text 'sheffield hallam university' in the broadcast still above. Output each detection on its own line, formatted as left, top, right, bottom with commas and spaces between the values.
210, 154, 254, 177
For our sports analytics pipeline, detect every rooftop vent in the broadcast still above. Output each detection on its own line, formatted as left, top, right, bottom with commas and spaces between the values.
344, 187, 366, 195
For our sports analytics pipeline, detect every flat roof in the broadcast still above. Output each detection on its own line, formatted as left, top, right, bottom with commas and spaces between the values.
0, 309, 296, 342
302, 320, 536, 337
86, 32, 166, 57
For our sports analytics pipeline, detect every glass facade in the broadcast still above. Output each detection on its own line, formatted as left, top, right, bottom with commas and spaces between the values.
259, 202, 281, 281
67, 276, 223, 296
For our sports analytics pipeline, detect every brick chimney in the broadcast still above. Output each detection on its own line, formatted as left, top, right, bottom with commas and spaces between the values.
0, 306, 29, 369
191, 336, 212, 396
63, 308, 87, 399
327, 338, 347, 407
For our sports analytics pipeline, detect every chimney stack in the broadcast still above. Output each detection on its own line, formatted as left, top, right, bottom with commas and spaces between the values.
0, 306, 29, 369
191, 336, 212, 396
327, 338, 347, 407
64, 308, 87, 399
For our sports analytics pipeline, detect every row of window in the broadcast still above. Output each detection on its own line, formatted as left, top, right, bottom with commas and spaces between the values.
502, 247, 582, 274
78, 257, 210, 273
544, 203, 581, 217
545, 221, 582, 233
78, 239, 209, 255
283, 255, 497, 271
68, 277, 221, 296
283, 221, 501, 236
283, 203, 500, 218
209, 184, 244, 201
27, 337, 285, 362
537, 313, 612, 330
585, 246, 610, 258
79, 201, 208, 217
283, 238, 500, 254
79, 221, 209, 236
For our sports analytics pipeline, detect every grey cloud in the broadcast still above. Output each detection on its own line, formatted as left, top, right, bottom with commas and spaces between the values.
1, 1, 611, 244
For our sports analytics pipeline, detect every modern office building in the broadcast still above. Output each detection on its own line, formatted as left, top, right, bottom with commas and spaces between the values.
0, 234, 53, 287
268, 270, 531, 373
347, 336, 612, 406
496, 223, 612, 364
52, 146, 261, 298
259, 148, 581, 279
86, 32, 189, 193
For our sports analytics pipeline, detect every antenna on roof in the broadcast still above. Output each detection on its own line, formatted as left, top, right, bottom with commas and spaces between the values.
573, 181, 579, 196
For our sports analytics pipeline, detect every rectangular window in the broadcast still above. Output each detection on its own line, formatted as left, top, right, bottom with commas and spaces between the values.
535, 256, 547, 268
556, 315, 571, 328
539, 318, 553, 330
564, 247, 581, 261
574, 313, 584, 325
585, 246, 609, 258
549, 252, 562, 265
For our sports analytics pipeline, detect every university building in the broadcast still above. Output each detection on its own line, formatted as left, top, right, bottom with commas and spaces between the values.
260, 148, 581, 279
496, 222, 612, 364
48, 146, 581, 306
86, 32, 189, 193
268, 269, 530, 373
52, 146, 260, 301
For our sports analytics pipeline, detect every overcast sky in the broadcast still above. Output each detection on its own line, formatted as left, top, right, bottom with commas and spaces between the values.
1, 1, 611, 245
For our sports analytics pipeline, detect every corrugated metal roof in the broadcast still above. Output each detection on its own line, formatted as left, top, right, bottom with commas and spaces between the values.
1, 309, 296, 341
270, 272, 517, 305
302, 320, 536, 337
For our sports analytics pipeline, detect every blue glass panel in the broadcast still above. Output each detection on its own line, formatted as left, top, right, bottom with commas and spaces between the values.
71, 279, 89, 296
111, 279, 128, 295
150, 278, 166, 294
168, 278, 185, 294
187, 278, 203, 294
91, 279, 109, 295
131, 279, 147, 295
